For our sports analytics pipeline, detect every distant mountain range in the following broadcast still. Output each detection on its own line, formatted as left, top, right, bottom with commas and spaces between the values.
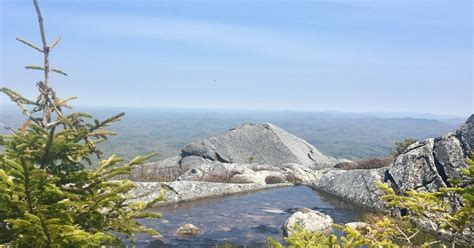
0, 105, 466, 161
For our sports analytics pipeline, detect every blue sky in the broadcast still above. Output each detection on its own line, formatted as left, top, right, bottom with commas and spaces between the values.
1, 0, 472, 116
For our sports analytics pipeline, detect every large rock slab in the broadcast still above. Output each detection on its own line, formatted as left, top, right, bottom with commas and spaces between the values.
312, 168, 386, 210
181, 123, 337, 167
129, 181, 292, 206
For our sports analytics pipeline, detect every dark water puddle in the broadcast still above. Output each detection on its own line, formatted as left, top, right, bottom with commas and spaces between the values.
135, 185, 367, 247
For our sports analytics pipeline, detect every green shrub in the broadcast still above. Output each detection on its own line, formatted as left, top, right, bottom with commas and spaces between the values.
391, 138, 417, 157
335, 157, 393, 170
265, 175, 286, 184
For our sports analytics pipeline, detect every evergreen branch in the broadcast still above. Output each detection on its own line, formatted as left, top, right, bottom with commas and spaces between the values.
0, 122, 16, 134
75, 112, 124, 142
16, 37, 43, 52
0, 87, 37, 105
39, 126, 56, 169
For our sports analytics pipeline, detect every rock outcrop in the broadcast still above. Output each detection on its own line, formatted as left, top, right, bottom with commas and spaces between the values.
386, 116, 472, 195
181, 123, 337, 167
128, 156, 181, 181
282, 208, 333, 237
312, 115, 473, 210
311, 168, 386, 210
130, 123, 339, 183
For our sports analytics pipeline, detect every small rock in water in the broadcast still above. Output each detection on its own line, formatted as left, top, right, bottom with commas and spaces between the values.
176, 223, 201, 236
262, 208, 285, 214
217, 225, 232, 232
151, 233, 163, 239
345, 222, 369, 230
282, 208, 333, 237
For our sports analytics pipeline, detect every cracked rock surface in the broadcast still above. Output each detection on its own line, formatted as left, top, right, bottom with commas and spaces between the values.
312, 115, 473, 211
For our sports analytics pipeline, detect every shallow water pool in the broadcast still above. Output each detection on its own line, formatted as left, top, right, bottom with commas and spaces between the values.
135, 185, 366, 247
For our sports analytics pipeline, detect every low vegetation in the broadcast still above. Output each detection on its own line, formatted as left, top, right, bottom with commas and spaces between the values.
335, 138, 418, 170
0, 1, 161, 246
391, 138, 418, 157
335, 156, 394, 170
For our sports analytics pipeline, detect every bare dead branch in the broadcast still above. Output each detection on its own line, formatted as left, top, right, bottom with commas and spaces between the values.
16, 37, 43, 52
51, 68, 68, 76
25, 65, 45, 71
33, 0, 47, 49
49, 37, 61, 50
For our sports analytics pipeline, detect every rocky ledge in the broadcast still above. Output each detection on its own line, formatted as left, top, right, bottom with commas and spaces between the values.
312, 114, 473, 211
130, 181, 291, 206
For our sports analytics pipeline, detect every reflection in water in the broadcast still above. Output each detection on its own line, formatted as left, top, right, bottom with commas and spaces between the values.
135, 185, 366, 247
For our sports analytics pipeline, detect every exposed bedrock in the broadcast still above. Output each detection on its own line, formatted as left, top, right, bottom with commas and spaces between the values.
130, 123, 339, 183
131, 115, 473, 212
180, 123, 337, 167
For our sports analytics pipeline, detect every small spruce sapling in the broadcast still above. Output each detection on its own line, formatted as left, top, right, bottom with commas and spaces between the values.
0, 0, 163, 247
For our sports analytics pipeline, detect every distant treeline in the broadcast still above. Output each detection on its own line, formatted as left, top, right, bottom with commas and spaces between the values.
0, 106, 462, 162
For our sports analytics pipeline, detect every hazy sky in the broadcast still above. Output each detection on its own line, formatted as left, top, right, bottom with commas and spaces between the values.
1, 0, 472, 116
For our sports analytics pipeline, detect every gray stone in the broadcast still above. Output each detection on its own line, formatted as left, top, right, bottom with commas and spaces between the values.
176, 224, 201, 236
181, 123, 337, 167
387, 139, 446, 193
433, 134, 467, 179
129, 181, 291, 207
456, 114, 474, 151
312, 168, 386, 210
176, 159, 328, 185
128, 156, 181, 181
282, 208, 333, 237
177, 157, 246, 182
